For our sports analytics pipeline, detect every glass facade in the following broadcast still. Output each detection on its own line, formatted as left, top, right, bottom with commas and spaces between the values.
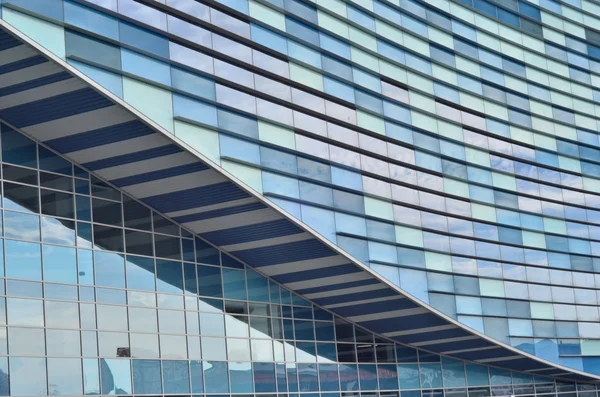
2, 0, 600, 385
0, 121, 591, 395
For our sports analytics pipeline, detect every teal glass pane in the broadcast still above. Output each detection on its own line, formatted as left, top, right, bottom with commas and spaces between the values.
419, 363, 442, 388
398, 363, 420, 389
442, 357, 465, 387
466, 363, 489, 386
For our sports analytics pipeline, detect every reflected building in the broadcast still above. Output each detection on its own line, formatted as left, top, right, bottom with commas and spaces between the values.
0, 0, 600, 395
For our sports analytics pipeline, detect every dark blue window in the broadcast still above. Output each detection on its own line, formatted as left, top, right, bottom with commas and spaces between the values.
518, 1, 540, 20
254, 362, 276, 392
498, 8, 520, 27
474, 0, 497, 16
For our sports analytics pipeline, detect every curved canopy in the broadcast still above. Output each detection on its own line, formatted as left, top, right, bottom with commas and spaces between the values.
0, 22, 597, 383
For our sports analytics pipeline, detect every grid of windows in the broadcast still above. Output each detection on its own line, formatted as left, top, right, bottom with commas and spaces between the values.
0, 122, 592, 395
3, 0, 600, 378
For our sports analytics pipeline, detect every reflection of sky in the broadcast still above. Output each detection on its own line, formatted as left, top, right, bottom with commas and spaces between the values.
42, 216, 76, 245
10, 357, 47, 395
94, 251, 125, 288
102, 358, 132, 394
43, 245, 77, 283
130, 333, 160, 358
83, 359, 100, 395
5, 240, 41, 280
7, 297, 43, 327
127, 290, 156, 307
47, 358, 83, 395
4, 211, 40, 241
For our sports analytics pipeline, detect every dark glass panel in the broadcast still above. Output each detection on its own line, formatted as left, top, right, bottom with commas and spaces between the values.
93, 225, 124, 252
92, 198, 122, 226
125, 230, 154, 256
38, 146, 72, 175
4, 182, 39, 213
123, 196, 152, 231
1, 126, 37, 168
41, 189, 74, 218
154, 234, 181, 260
153, 212, 179, 235
2, 165, 37, 185
91, 176, 120, 201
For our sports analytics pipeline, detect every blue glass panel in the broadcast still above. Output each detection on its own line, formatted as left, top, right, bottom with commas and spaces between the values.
466, 364, 489, 386
204, 361, 229, 393
2, 126, 37, 168
64, 0, 118, 39
171, 67, 215, 100
398, 363, 420, 389
163, 361, 190, 393
222, 268, 247, 300
217, 109, 258, 138
220, 135, 260, 164
320, 33, 351, 59
251, 24, 287, 54
6, 240, 41, 280
3, 0, 63, 20
173, 94, 218, 126
119, 21, 169, 58
132, 360, 162, 394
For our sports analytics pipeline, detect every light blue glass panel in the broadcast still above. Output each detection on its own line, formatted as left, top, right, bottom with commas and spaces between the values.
6, 240, 41, 280
43, 245, 77, 283
368, 241, 398, 264
101, 359, 132, 394
252, 24, 287, 54
173, 94, 218, 126
288, 41, 321, 68
171, 67, 215, 100
121, 49, 171, 85
220, 135, 260, 164
399, 269, 428, 303
94, 251, 125, 288
68, 60, 123, 98
10, 357, 47, 396
64, 0, 118, 39
301, 205, 336, 242
3, 0, 63, 20
216, 0, 248, 13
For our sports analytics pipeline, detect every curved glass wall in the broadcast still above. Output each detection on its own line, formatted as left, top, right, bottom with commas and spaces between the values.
3, 0, 600, 375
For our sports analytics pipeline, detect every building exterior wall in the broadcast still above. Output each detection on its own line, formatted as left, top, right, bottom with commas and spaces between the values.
0, 121, 587, 396
2, 0, 600, 384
